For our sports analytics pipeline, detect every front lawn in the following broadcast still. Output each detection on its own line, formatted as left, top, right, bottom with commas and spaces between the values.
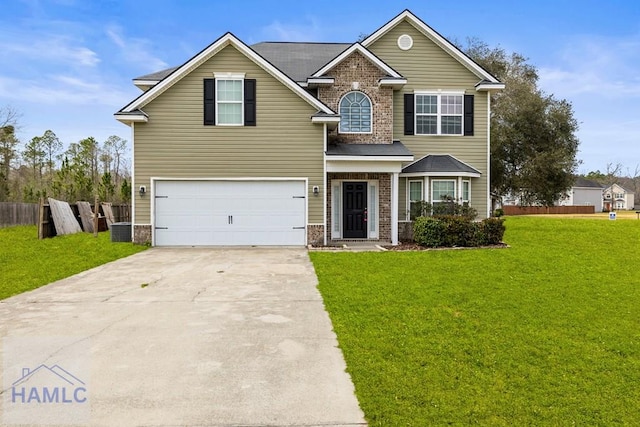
311, 216, 640, 425
0, 225, 147, 300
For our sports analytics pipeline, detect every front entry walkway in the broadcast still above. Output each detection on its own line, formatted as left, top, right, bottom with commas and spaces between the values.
0, 248, 366, 426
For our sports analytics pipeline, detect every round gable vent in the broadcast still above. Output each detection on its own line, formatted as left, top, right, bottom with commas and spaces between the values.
397, 34, 413, 51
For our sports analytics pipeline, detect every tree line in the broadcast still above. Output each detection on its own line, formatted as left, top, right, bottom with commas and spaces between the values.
0, 106, 131, 204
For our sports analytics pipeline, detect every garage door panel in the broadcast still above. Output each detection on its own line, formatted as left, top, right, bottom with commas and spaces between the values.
154, 180, 306, 246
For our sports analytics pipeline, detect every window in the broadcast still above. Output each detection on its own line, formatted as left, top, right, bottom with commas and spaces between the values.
409, 180, 423, 220
415, 93, 463, 135
432, 180, 456, 202
339, 91, 372, 133
369, 183, 377, 235
204, 76, 256, 126
216, 79, 243, 125
462, 180, 470, 203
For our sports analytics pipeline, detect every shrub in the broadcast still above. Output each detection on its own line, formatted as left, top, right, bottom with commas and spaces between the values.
432, 200, 478, 220
494, 208, 504, 217
413, 216, 506, 248
413, 217, 445, 247
438, 215, 478, 247
479, 217, 506, 245
410, 201, 433, 220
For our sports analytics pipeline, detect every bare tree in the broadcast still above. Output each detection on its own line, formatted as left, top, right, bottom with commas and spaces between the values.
0, 106, 21, 201
105, 135, 127, 188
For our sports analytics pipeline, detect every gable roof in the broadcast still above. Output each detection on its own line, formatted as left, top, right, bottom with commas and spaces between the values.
117, 32, 335, 120
605, 183, 632, 193
311, 43, 403, 79
133, 66, 179, 83
362, 10, 503, 87
573, 177, 603, 189
401, 154, 481, 177
251, 42, 351, 83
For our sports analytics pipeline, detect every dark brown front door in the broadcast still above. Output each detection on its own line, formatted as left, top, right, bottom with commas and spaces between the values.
343, 182, 367, 238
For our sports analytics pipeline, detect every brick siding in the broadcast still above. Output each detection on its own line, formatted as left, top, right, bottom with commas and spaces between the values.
318, 51, 394, 144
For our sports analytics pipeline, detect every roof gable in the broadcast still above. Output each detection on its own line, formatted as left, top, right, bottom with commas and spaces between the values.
118, 33, 335, 116
362, 10, 502, 86
605, 183, 631, 193
311, 43, 403, 79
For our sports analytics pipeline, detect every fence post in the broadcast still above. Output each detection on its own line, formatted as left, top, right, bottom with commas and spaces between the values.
93, 196, 99, 238
38, 197, 45, 239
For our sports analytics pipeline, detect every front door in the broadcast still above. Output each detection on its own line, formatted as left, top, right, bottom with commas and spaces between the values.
343, 182, 367, 238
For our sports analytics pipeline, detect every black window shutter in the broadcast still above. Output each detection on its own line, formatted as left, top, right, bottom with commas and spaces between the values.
244, 79, 256, 126
404, 93, 414, 135
204, 79, 215, 126
464, 94, 474, 136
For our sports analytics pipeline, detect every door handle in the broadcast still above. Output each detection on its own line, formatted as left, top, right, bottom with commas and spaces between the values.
364, 208, 368, 222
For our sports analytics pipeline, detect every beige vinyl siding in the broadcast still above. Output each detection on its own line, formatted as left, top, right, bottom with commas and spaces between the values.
369, 20, 490, 217
133, 45, 324, 224
398, 177, 407, 220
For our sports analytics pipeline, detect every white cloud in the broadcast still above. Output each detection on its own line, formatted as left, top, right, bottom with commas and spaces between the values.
260, 17, 325, 41
538, 33, 640, 98
0, 35, 100, 67
106, 24, 168, 72
0, 74, 132, 107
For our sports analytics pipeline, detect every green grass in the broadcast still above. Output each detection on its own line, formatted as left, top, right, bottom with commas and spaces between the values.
0, 225, 147, 300
310, 216, 640, 426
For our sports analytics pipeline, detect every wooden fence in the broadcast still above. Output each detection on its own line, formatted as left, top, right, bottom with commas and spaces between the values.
0, 202, 39, 228
503, 205, 595, 215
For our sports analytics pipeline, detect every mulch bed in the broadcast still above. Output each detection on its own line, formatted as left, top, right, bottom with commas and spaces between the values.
382, 242, 509, 251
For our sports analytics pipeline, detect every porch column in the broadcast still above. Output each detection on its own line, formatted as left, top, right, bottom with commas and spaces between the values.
391, 172, 399, 245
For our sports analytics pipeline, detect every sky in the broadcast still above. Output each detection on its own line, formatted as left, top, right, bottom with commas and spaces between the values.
1, 0, 639, 175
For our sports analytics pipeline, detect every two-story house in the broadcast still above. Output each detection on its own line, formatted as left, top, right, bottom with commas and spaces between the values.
603, 184, 635, 211
115, 10, 504, 246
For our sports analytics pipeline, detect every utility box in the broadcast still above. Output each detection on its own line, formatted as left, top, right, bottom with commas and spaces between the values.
609, 212, 617, 221
111, 222, 132, 242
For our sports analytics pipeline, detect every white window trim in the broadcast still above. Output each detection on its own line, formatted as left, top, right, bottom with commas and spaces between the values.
332, 182, 342, 239
368, 182, 379, 239
214, 73, 245, 126
338, 91, 373, 135
431, 179, 457, 203
414, 90, 464, 136
462, 179, 471, 203
331, 179, 379, 239
408, 179, 424, 220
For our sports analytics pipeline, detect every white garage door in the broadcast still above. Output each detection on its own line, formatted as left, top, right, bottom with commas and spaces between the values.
154, 180, 306, 246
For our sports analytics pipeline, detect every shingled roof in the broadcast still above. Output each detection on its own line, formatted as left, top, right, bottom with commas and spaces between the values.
252, 42, 351, 83
133, 43, 352, 84
326, 140, 413, 157
402, 154, 481, 176
573, 177, 603, 188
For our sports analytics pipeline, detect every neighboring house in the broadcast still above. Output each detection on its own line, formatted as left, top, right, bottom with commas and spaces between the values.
115, 10, 504, 246
558, 177, 604, 211
603, 184, 635, 211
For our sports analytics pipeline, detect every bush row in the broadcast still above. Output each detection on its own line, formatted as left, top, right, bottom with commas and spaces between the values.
413, 216, 506, 248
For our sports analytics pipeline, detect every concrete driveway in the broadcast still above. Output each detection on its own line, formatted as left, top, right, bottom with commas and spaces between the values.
0, 248, 366, 426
